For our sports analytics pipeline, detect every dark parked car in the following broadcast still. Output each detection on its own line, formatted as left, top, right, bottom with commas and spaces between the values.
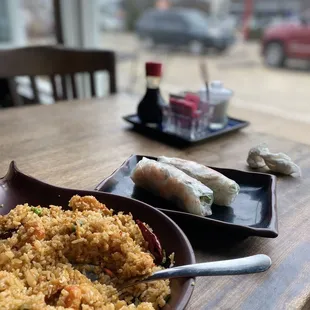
136, 8, 235, 54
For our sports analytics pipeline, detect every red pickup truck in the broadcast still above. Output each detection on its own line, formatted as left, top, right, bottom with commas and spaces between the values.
262, 17, 310, 67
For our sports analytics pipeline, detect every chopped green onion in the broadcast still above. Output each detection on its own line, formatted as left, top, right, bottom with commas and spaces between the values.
200, 195, 212, 204
134, 297, 141, 306
19, 305, 31, 310
31, 207, 42, 217
164, 294, 171, 303
71, 224, 76, 232
77, 219, 84, 226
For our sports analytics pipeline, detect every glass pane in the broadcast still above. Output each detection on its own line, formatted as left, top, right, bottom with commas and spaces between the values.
0, 0, 11, 43
22, 0, 56, 45
98, 0, 234, 95
97, 0, 309, 107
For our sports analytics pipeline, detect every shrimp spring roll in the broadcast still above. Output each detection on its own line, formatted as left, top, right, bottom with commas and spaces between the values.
158, 156, 240, 206
131, 157, 214, 216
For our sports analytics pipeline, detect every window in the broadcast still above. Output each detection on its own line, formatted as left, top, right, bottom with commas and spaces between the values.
0, 0, 11, 43
22, 0, 56, 45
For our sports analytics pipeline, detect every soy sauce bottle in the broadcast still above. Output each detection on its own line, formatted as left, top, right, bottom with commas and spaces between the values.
137, 62, 166, 126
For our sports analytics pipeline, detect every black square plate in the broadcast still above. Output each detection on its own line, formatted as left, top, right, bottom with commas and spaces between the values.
95, 155, 278, 239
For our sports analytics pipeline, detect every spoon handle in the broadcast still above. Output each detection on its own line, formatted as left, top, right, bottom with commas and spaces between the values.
147, 254, 271, 282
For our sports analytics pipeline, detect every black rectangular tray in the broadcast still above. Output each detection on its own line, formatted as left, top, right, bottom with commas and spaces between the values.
95, 155, 278, 240
123, 114, 249, 146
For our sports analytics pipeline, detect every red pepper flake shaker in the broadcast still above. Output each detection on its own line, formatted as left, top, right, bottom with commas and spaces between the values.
168, 93, 204, 138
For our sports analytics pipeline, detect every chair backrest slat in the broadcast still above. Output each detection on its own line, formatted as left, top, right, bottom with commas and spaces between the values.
89, 72, 96, 97
60, 76, 68, 100
70, 74, 78, 99
0, 45, 117, 105
49, 75, 59, 101
29, 76, 39, 103
109, 72, 117, 95
8, 78, 23, 106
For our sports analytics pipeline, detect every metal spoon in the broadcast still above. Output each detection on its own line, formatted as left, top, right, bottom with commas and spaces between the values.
121, 254, 271, 289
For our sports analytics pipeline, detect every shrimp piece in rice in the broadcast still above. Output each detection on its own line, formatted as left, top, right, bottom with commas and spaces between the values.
57, 285, 82, 309
69, 195, 112, 215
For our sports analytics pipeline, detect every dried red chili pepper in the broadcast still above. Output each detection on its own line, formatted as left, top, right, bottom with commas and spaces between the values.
103, 268, 114, 278
136, 219, 163, 263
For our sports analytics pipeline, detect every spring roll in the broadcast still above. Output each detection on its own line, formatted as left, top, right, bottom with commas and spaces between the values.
131, 157, 214, 216
158, 156, 240, 206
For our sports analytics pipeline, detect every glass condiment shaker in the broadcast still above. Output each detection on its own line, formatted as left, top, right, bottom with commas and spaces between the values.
200, 81, 233, 130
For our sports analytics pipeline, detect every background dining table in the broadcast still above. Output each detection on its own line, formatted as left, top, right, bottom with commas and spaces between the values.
0, 93, 310, 310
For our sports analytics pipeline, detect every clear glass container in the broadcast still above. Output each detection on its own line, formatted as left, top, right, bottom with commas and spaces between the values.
199, 81, 233, 130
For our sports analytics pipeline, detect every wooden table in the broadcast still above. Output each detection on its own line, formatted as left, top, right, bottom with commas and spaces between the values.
1, 94, 310, 310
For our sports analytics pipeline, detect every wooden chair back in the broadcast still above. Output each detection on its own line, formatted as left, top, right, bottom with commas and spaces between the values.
0, 45, 117, 104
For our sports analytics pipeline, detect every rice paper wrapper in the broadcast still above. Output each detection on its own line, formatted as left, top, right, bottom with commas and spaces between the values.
131, 157, 214, 216
158, 156, 240, 206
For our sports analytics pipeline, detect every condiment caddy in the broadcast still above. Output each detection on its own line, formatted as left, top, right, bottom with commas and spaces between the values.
123, 61, 249, 146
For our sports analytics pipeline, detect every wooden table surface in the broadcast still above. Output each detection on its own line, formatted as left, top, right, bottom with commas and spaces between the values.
0, 94, 310, 310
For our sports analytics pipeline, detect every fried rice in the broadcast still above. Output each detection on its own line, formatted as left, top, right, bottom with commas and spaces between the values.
0, 195, 170, 310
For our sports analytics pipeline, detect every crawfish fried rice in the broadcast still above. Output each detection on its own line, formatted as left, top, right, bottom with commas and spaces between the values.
0, 195, 171, 310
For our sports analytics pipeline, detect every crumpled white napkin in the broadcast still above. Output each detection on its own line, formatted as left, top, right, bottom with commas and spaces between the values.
247, 144, 301, 177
